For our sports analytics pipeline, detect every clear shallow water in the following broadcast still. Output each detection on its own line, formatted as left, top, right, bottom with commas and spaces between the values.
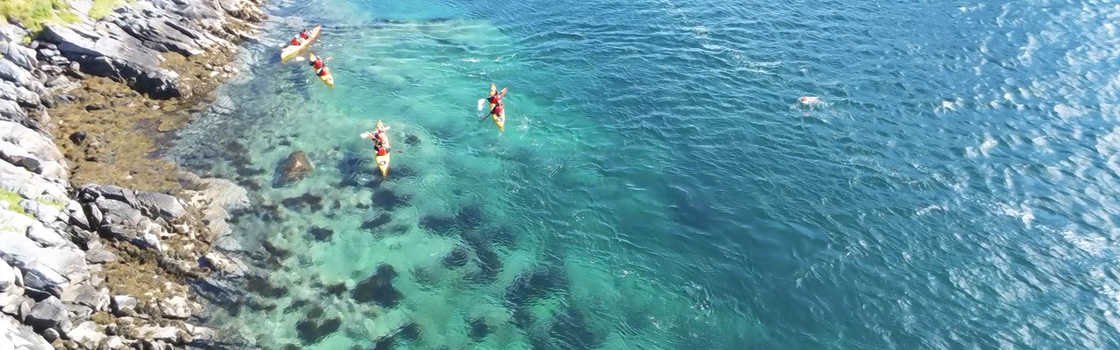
169, 0, 1120, 348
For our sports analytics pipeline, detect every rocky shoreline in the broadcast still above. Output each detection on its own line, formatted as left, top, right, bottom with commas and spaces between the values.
1, 0, 268, 349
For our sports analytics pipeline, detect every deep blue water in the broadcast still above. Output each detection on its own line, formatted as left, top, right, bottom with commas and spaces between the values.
170, 0, 1120, 348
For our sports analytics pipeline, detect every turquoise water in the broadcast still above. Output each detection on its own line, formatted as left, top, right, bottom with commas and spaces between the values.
169, 0, 1120, 348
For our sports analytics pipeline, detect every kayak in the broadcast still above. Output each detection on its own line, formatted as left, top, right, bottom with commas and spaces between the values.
308, 53, 335, 88
374, 121, 390, 177
488, 84, 507, 131
280, 25, 321, 63
492, 111, 505, 131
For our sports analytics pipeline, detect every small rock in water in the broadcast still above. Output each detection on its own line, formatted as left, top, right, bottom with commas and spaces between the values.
404, 134, 420, 146
281, 193, 324, 212
350, 264, 402, 307
442, 246, 470, 268
360, 213, 392, 231
296, 316, 341, 344
469, 318, 490, 340
309, 226, 333, 241
371, 189, 410, 210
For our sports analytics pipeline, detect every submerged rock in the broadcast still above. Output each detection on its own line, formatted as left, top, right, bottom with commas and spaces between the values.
296, 316, 341, 344
360, 213, 392, 231
351, 264, 402, 307
309, 226, 333, 241
275, 151, 313, 186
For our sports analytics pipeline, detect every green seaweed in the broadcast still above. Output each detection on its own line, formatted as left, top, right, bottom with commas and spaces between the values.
0, 189, 27, 216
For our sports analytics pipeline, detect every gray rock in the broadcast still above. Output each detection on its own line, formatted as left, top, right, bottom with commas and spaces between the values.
63, 303, 92, 324
66, 321, 107, 346
26, 296, 67, 330
0, 120, 69, 181
1, 42, 38, 71
63, 285, 109, 311
24, 222, 68, 248
0, 313, 51, 350
134, 325, 180, 342
65, 201, 90, 232
135, 191, 186, 220
0, 290, 27, 316
0, 23, 25, 43
0, 98, 26, 121
0, 58, 38, 91
0, 226, 88, 296
200, 251, 246, 278
0, 259, 15, 292
157, 295, 193, 319
110, 295, 137, 316
0, 80, 41, 107
105, 336, 126, 349
85, 244, 118, 264
40, 327, 59, 342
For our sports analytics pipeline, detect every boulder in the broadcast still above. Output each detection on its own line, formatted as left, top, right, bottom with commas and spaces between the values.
66, 321, 107, 346
0, 291, 28, 316
0, 229, 88, 297
1, 313, 52, 350
134, 191, 186, 220
1, 42, 38, 71
200, 251, 247, 277
63, 285, 109, 311
84, 243, 119, 264
0, 259, 15, 292
185, 177, 248, 240
275, 151, 314, 186
157, 295, 193, 319
0, 59, 39, 91
26, 296, 67, 330
24, 222, 68, 248
0, 98, 26, 121
110, 295, 137, 316
0, 120, 69, 181
134, 325, 180, 342
0, 80, 41, 107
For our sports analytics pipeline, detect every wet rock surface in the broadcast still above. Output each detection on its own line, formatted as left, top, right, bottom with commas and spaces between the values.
275, 150, 314, 186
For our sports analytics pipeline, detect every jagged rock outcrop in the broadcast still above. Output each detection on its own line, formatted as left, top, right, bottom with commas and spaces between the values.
0, 0, 267, 348
35, 0, 266, 99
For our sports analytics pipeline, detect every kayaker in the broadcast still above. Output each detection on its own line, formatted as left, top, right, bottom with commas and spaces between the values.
299, 29, 311, 40
488, 87, 508, 105
309, 56, 325, 70
490, 101, 505, 118
317, 66, 331, 77
289, 37, 301, 46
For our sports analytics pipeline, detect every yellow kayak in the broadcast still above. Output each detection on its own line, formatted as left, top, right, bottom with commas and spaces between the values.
374, 121, 390, 177
309, 53, 335, 88
492, 112, 505, 131
280, 25, 321, 63
488, 84, 507, 131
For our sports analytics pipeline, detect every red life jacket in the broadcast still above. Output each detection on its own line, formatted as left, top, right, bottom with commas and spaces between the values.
492, 104, 504, 115
488, 94, 501, 104
290, 38, 300, 46
300, 31, 310, 39
318, 67, 329, 77
313, 60, 324, 69
377, 148, 388, 156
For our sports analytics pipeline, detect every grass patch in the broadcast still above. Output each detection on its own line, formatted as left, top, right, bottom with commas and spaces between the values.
0, 189, 27, 216
89, 0, 126, 20
36, 197, 67, 210
0, 0, 78, 33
